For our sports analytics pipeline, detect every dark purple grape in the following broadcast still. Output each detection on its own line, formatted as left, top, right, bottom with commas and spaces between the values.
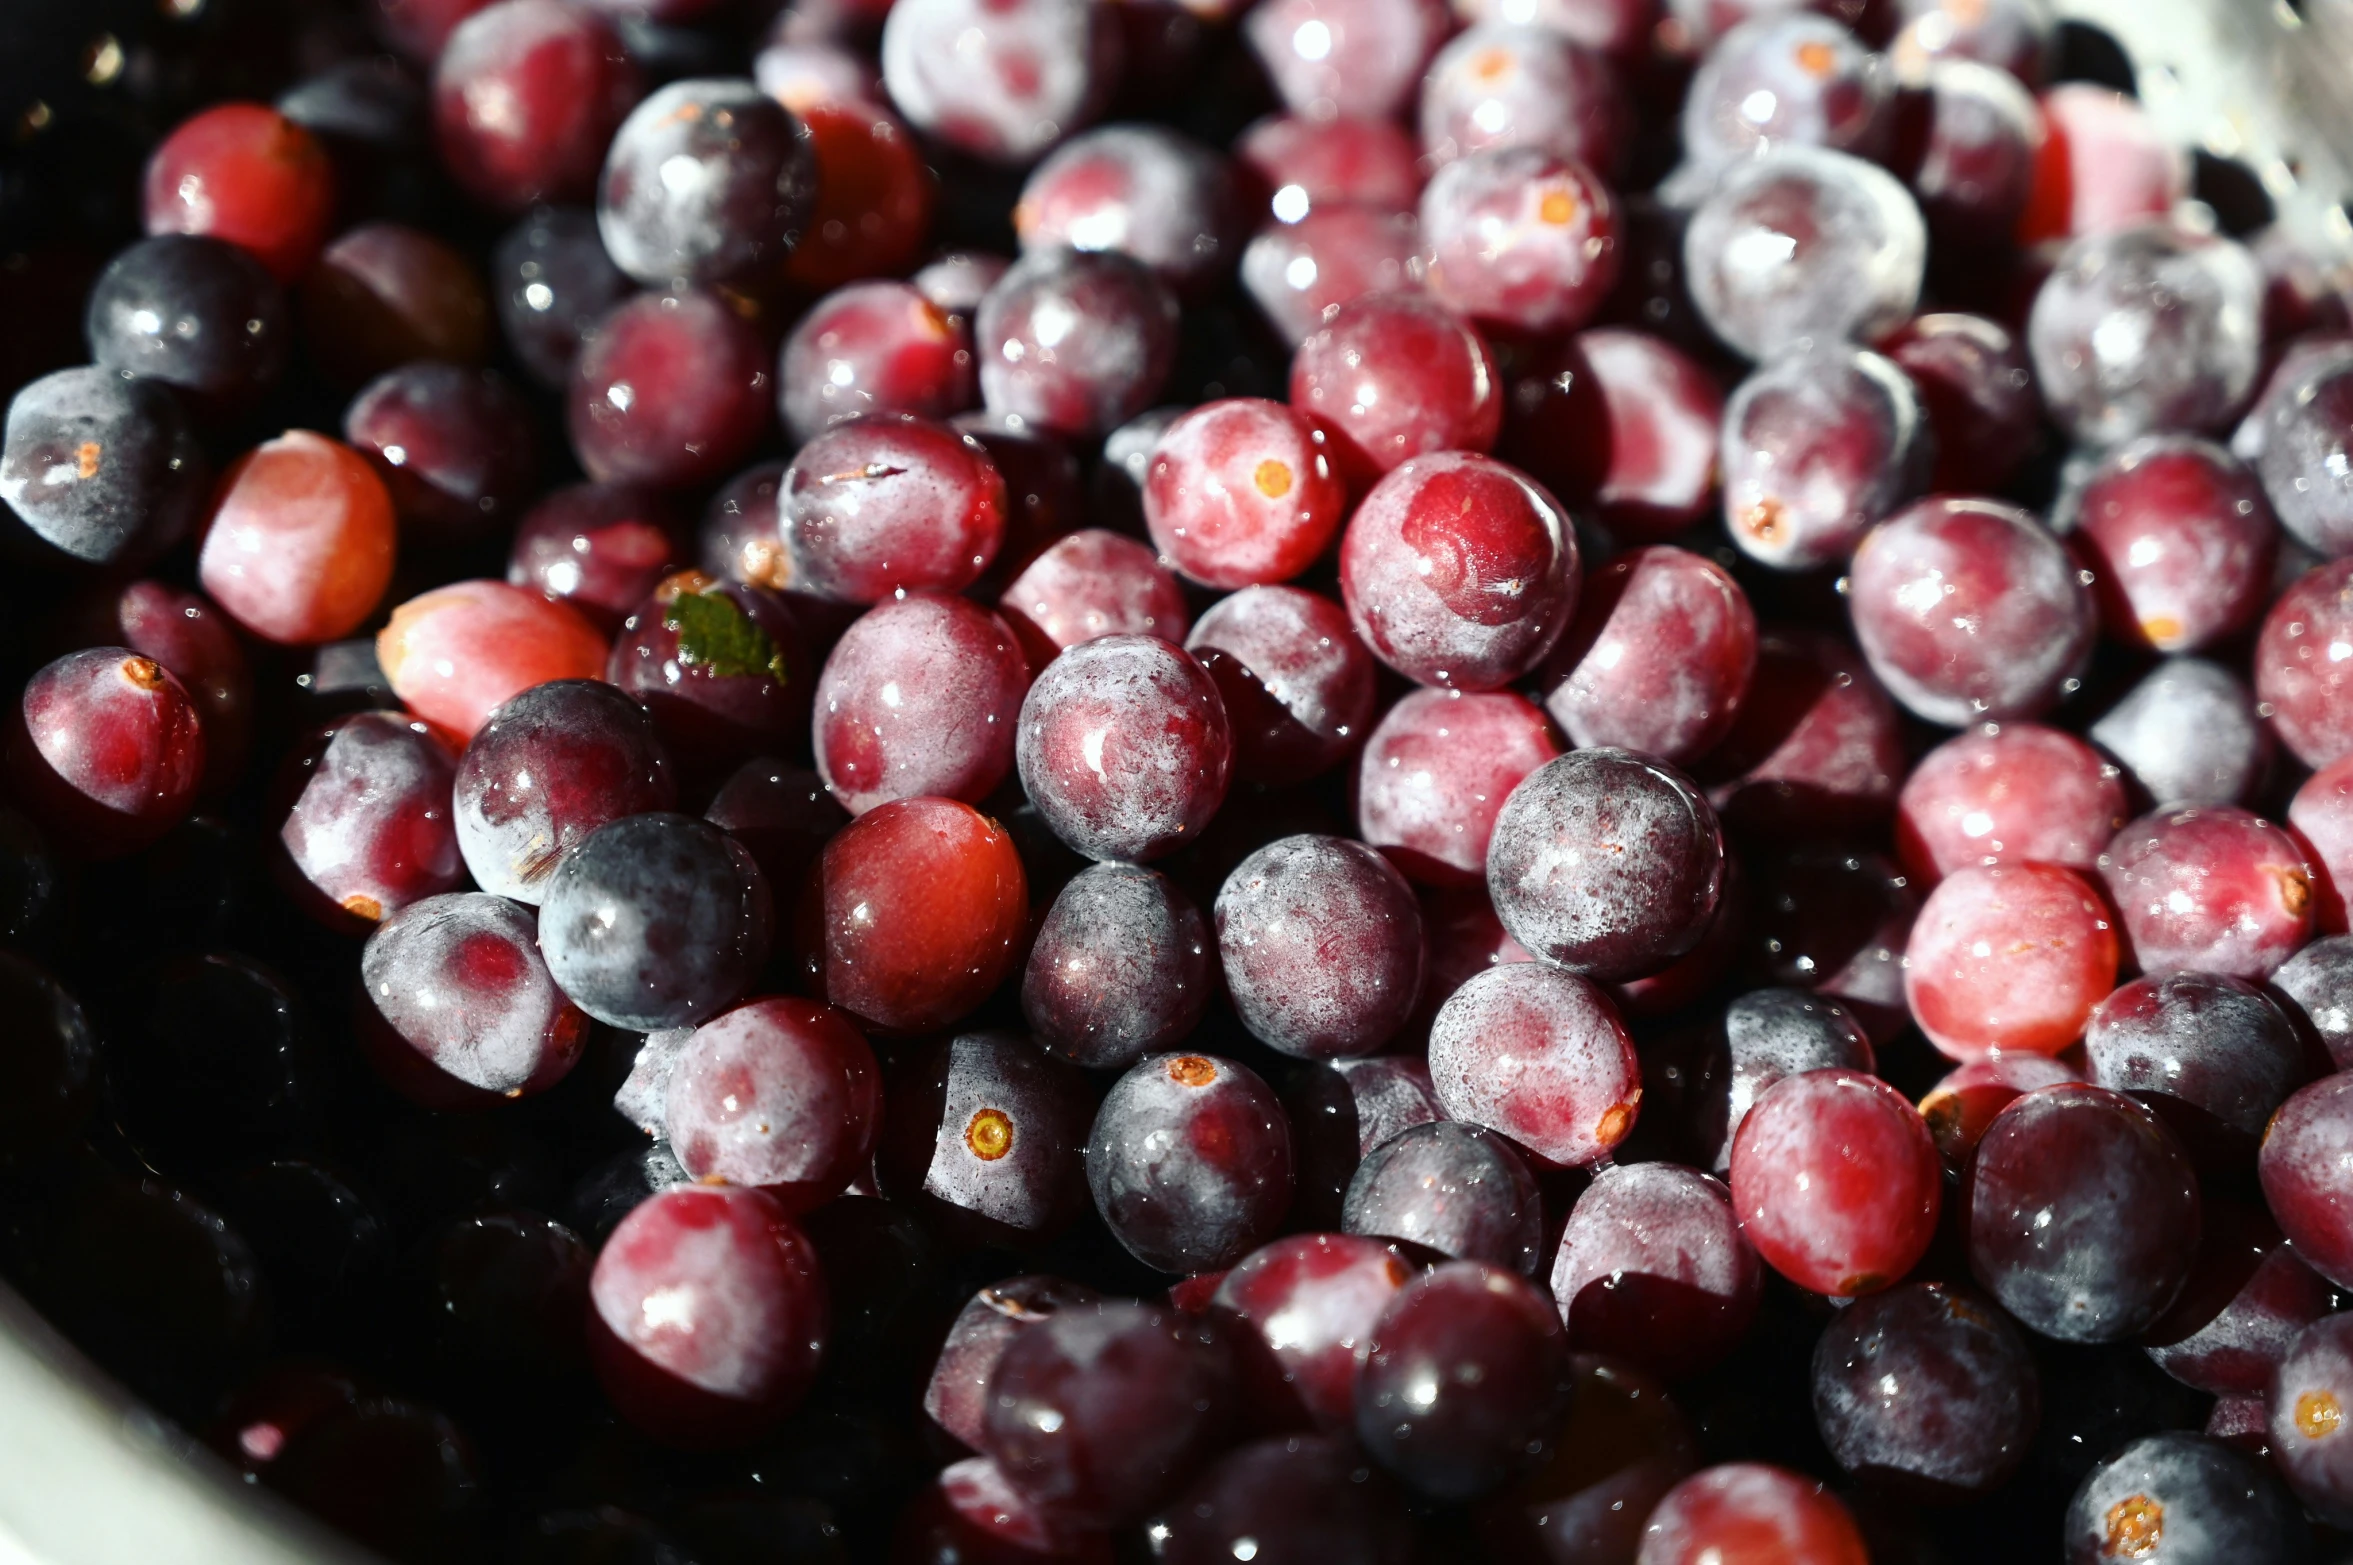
2082, 972, 2304, 1162
1286, 1055, 1447, 1231
1021, 862, 1212, 1070
2142, 1201, 2332, 1396
360, 891, 590, 1106
1342, 1120, 1542, 1276
1355, 1259, 1571, 1501
344, 362, 541, 546
2258, 1073, 2353, 1290
1682, 988, 1874, 1174
1810, 1281, 2039, 1497
1217, 833, 1424, 1060
1487, 748, 1725, 983
1143, 1434, 1413, 1565
453, 679, 675, 905
1084, 1052, 1293, 1273
83, 234, 291, 417
492, 206, 633, 391
2274, 934, 2353, 1071
2064, 1432, 2307, 1564
980, 1299, 1235, 1527
538, 813, 772, 1031
1964, 1085, 2201, 1342
596, 78, 816, 288
876, 1028, 1095, 1246
0, 366, 206, 566
1549, 1161, 1761, 1382
924, 1275, 1100, 1450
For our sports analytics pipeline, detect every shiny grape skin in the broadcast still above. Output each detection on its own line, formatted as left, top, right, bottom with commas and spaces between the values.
1084, 1051, 1293, 1274
1551, 1162, 1762, 1382
1809, 1281, 2040, 1498
1343, 1120, 1544, 1276
1210, 1234, 1412, 1433
2273, 934, 2353, 1071
1635, 1463, 1869, 1565
1, 367, 209, 569
1354, 1260, 1573, 1502
1728, 1067, 1942, 1299
1015, 634, 1233, 865
2099, 806, 2317, 982
537, 812, 773, 1031
82, 235, 290, 419
1964, 1084, 2202, 1343
793, 795, 1029, 1034
275, 710, 463, 930
923, 1275, 1100, 1451
594, 78, 816, 289
359, 891, 589, 1107
980, 1298, 1236, 1527
1680, 987, 1875, 1176
8, 648, 206, 859
2063, 1432, 2308, 1564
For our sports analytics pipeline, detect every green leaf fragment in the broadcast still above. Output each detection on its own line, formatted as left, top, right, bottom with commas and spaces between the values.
664, 588, 787, 683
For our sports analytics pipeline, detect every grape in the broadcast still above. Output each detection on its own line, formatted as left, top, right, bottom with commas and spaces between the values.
83, 235, 290, 419
1211, 1234, 1411, 1432
1188, 585, 1376, 786
9, 648, 205, 859
663, 997, 880, 1213
1355, 1260, 1572, 1501
586, 1185, 826, 1448
360, 892, 590, 1107
538, 812, 772, 1030
2099, 806, 2315, 981
595, 78, 816, 289
2088, 656, 2269, 811
980, 1299, 1235, 1526
1729, 1067, 1941, 1298
452, 679, 675, 906
794, 795, 1028, 1034
1965, 1084, 2201, 1342
1903, 863, 2119, 1061
876, 1028, 1095, 1245
1635, 1463, 1868, 1565
1541, 546, 1756, 762
1487, 748, 1725, 983
2064, 1432, 2307, 1564
1217, 833, 1424, 1059
923, 1276, 1100, 1451
2143, 1202, 2332, 1397
376, 580, 611, 740
1022, 862, 1211, 1070
1551, 1162, 1762, 1381
1343, 1120, 1544, 1275
1, 367, 207, 568
1143, 1433, 1413, 1565
275, 711, 462, 928
141, 103, 334, 282
1682, 147, 1926, 362
813, 592, 1029, 815
1811, 1282, 2039, 1496
1015, 635, 1233, 865
431, 0, 644, 213
1084, 1052, 1293, 1273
